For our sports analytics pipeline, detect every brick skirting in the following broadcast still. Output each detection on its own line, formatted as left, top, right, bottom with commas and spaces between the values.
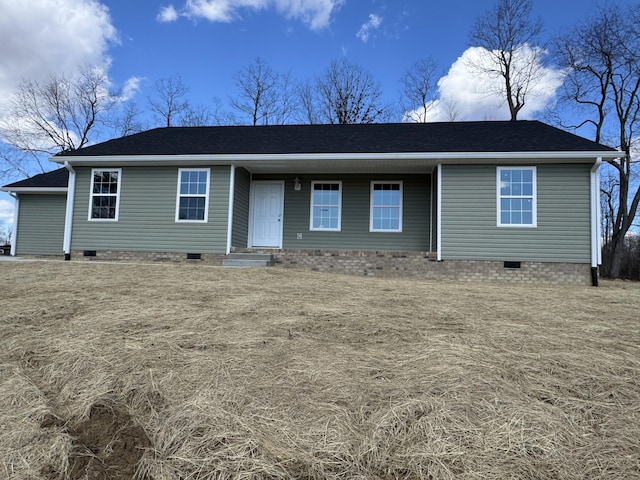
65, 248, 591, 285
70, 250, 225, 265
237, 248, 593, 285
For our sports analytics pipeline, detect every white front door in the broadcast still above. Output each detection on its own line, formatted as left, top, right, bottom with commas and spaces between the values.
250, 181, 284, 248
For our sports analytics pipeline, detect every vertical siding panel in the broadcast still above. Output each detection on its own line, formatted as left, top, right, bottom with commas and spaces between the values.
72, 166, 230, 253
441, 164, 592, 263
15, 194, 66, 255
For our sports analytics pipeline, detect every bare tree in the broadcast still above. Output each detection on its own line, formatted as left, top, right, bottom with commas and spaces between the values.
230, 58, 294, 125
0, 146, 33, 180
148, 75, 191, 127
442, 97, 461, 122
1, 66, 115, 162
469, 0, 544, 121
210, 97, 238, 126
295, 79, 320, 124
181, 104, 212, 127
316, 58, 388, 124
0, 225, 12, 246
554, 4, 640, 278
106, 101, 145, 138
400, 58, 439, 122
271, 72, 297, 125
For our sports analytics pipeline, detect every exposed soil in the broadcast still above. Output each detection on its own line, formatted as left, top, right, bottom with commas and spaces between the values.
39, 403, 149, 480
68, 403, 150, 480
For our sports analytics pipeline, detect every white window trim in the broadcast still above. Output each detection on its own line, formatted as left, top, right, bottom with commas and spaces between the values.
370, 181, 403, 232
175, 168, 211, 223
88, 168, 122, 222
496, 166, 537, 228
309, 181, 342, 231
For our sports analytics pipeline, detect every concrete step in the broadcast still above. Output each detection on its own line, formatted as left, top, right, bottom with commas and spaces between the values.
222, 253, 274, 268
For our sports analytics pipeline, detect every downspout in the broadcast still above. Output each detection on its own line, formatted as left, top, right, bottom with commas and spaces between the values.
226, 164, 236, 255
8, 192, 18, 257
436, 163, 442, 261
63, 161, 76, 260
590, 157, 602, 286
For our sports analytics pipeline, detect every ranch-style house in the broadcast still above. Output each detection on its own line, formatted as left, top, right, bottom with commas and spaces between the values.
1, 121, 620, 285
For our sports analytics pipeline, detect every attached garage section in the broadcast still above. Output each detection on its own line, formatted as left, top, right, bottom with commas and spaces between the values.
15, 194, 66, 256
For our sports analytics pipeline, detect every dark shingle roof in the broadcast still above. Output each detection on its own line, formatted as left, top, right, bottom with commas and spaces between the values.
58, 121, 615, 157
2, 168, 69, 189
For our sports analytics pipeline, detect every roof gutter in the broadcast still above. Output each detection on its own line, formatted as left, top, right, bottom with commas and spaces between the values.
51, 150, 623, 165
63, 161, 76, 260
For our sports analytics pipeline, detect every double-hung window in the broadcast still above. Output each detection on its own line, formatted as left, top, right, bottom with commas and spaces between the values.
176, 168, 210, 222
89, 169, 121, 221
370, 182, 402, 232
310, 181, 342, 231
497, 167, 536, 227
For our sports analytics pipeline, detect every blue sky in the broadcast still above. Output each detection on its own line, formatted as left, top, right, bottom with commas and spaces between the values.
103, 0, 606, 119
0, 0, 634, 232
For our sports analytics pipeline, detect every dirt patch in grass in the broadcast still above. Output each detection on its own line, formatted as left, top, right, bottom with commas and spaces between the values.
1, 261, 639, 479
38, 401, 149, 480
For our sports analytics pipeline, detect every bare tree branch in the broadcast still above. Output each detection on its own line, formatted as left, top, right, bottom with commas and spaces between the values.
316, 58, 388, 124
554, 3, 640, 278
230, 58, 293, 125
469, 0, 544, 121
400, 58, 438, 122
148, 75, 191, 127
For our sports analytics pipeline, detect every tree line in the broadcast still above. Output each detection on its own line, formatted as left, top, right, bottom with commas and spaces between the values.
1, 0, 639, 279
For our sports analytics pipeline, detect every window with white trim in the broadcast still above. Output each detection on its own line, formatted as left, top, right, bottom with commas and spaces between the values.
176, 168, 210, 222
89, 169, 121, 221
370, 181, 402, 232
310, 181, 342, 231
497, 167, 537, 227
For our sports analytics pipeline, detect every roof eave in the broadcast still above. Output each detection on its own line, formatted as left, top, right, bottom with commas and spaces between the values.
0, 187, 68, 194
51, 150, 621, 166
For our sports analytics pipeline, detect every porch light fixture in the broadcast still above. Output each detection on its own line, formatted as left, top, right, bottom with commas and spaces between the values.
294, 177, 301, 191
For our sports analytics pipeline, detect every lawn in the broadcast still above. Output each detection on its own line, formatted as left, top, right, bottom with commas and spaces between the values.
1, 261, 639, 479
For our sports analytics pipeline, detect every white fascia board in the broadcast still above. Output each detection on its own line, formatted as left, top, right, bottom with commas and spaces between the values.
0, 187, 67, 194
50, 150, 622, 166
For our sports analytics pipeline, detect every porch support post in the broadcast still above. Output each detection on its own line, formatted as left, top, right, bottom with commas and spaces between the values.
9, 193, 19, 256
437, 163, 442, 261
226, 164, 236, 255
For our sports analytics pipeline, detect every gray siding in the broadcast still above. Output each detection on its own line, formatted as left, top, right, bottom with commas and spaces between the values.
440, 164, 592, 263
231, 167, 250, 248
71, 166, 230, 253
15, 194, 66, 255
253, 174, 431, 251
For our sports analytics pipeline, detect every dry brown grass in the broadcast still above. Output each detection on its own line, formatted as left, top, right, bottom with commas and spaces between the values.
0, 261, 639, 479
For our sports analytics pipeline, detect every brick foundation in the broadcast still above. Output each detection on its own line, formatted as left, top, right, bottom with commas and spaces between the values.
64, 248, 592, 285
236, 248, 593, 285
70, 250, 225, 265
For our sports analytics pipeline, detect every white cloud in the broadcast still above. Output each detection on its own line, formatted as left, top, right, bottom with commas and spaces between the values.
162, 0, 344, 30
405, 46, 565, 122
356, 13, 382, 42
158, 5, 180, 22
120, 77, 143, 102
0, 199, 14, 227
0, 0, 118, 113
